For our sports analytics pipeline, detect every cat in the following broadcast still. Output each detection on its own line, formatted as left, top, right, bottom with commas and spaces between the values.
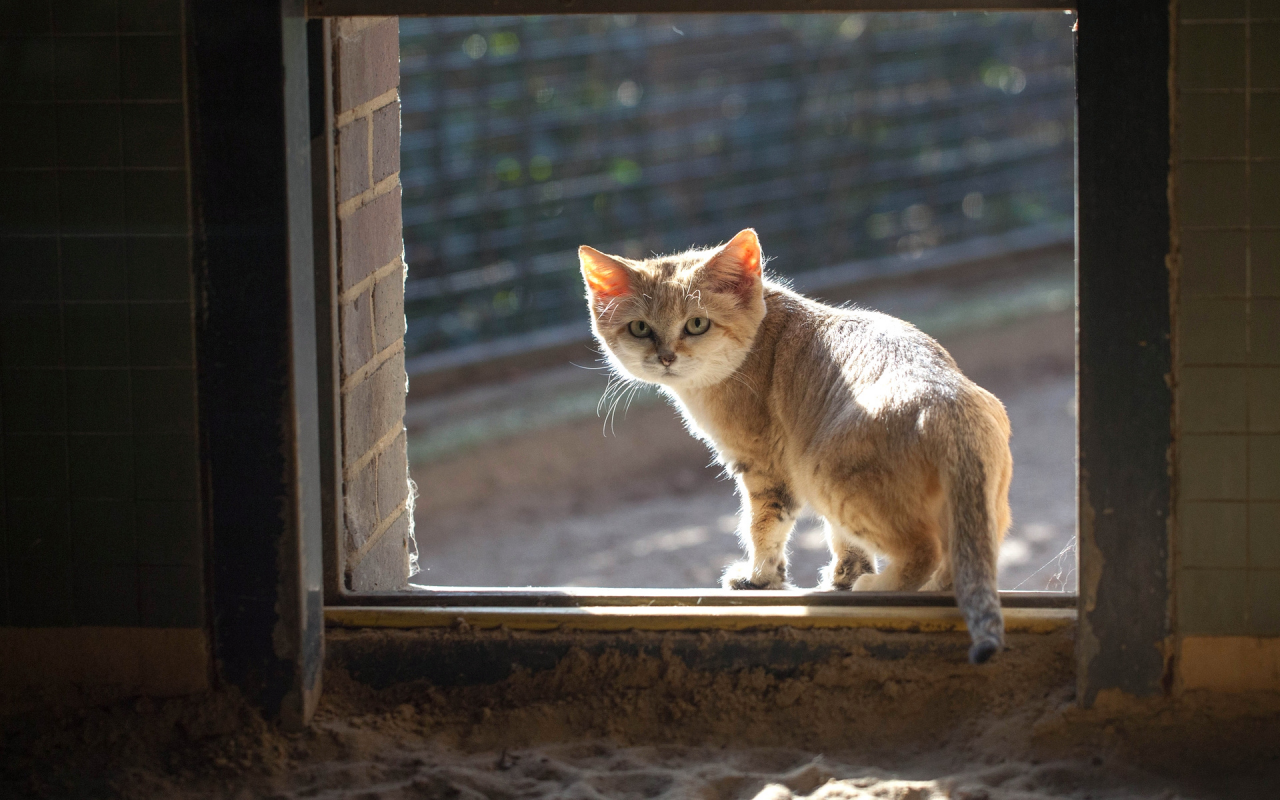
579, 229, 1013, 664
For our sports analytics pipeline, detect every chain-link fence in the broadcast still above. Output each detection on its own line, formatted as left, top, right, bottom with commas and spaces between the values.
400, 12, 1075, 372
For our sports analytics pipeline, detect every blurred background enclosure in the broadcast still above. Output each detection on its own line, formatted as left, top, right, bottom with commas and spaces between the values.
401, 13, 1079, 591
399, 12, 1074, 366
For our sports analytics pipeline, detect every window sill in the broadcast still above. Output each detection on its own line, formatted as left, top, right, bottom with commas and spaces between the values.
326, 591, 1075, 634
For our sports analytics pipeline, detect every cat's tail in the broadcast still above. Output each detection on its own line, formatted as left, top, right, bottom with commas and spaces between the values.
946, 400, 1009, 665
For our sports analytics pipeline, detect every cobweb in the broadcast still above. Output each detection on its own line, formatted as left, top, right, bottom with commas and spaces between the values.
1013, 538, 1076, 591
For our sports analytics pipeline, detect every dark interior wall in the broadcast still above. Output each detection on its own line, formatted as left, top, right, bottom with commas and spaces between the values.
1171, 0, 1280, 691
0, 0, 322, 719
0, 0, 203, 632
1173, 0, 1280, 640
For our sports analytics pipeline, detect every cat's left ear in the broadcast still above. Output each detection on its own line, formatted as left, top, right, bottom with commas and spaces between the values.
704, 229, 763, 296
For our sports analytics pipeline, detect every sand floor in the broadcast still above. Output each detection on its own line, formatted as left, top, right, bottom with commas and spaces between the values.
271, 740, 1193, 800
5, 623, 1277, 800
7, 674, 1276, 800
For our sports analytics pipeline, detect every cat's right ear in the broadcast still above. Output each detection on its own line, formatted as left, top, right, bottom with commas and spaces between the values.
579, 246, 631, 298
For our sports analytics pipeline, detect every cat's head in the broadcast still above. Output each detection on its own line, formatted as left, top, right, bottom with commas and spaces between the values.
579, 229, 767, 390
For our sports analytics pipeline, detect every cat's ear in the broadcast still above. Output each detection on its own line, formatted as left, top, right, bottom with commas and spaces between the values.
704, 229, 763, 296
579, 246, 631, 298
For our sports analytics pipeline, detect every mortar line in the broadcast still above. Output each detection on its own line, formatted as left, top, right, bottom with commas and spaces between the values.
372, 432, 382, 525
347, 501, 408, 569
340, 338, 403, 395
366, 112, 375, 195
334, 87, 398, 129
368, 230, 380, 379
336, 172, 399, 219
344, 422, 403, 483
339, 256, 402, 305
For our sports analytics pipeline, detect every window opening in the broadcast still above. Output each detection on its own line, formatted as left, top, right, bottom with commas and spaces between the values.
396, 11, 1078, 593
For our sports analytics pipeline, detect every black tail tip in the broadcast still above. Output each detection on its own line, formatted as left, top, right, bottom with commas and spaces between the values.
968, 640, 999, 665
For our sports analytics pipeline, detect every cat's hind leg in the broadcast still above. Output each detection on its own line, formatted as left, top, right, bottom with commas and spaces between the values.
850, 514, 942, 592
921, 561, 953, 591
722, 478, 799, 590
818, 521, 876, 590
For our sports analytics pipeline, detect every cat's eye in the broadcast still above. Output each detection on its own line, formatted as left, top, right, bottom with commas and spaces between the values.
628, 320, 652, 338
685, 317, 711, 336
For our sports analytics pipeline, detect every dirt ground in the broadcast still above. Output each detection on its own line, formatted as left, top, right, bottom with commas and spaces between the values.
408, 310, 1076, 592
4, 626, 1279, 800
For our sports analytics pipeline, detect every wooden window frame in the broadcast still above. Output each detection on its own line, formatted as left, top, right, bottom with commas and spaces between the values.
286, 0, 1170, 713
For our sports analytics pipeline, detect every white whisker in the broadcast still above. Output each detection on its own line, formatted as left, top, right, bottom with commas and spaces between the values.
597, 375, 627, 415
622, 383, 643, 417
604, 386, 628, 436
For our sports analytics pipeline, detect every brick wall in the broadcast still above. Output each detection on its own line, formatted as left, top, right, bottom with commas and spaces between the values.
331, 17, 415, 590
1173, 0, 1280, 690
0, 0, 207, 695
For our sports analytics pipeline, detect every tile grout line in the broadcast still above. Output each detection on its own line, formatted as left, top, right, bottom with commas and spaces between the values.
1176, 156, 1280, 162
0, 167, 188, 172
1179, 87, 1280, 93
1180, 16, 1280, 24
1181, 225, 1280, 231
0, 31, 185, 38
1243, 0, 1253, 632
50, 0, 75, 626
115, 2, 144, 611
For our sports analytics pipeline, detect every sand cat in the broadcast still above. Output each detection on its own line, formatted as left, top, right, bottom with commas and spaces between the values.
580, 229, 1013, 663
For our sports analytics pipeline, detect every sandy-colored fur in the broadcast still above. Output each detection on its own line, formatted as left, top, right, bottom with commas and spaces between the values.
580, 230, 1013, 662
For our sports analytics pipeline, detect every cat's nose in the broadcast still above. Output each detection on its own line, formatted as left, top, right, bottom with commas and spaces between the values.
658, 352, 677, 367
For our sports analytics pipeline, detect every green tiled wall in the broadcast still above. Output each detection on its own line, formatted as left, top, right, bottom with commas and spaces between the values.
0, 0, 201, 628
1177, 0, 1280, 636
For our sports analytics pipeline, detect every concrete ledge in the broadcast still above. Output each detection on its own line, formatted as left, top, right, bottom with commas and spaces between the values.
0, 628, 210, 709
326, 621, 1077, 698
1180, 636, 1280, 692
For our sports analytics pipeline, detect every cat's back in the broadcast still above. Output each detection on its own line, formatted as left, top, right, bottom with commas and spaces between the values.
758, 284, 974, 436
763, 285, 958, 387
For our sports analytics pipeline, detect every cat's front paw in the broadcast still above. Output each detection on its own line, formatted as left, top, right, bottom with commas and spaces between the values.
721, 560, 789, 590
